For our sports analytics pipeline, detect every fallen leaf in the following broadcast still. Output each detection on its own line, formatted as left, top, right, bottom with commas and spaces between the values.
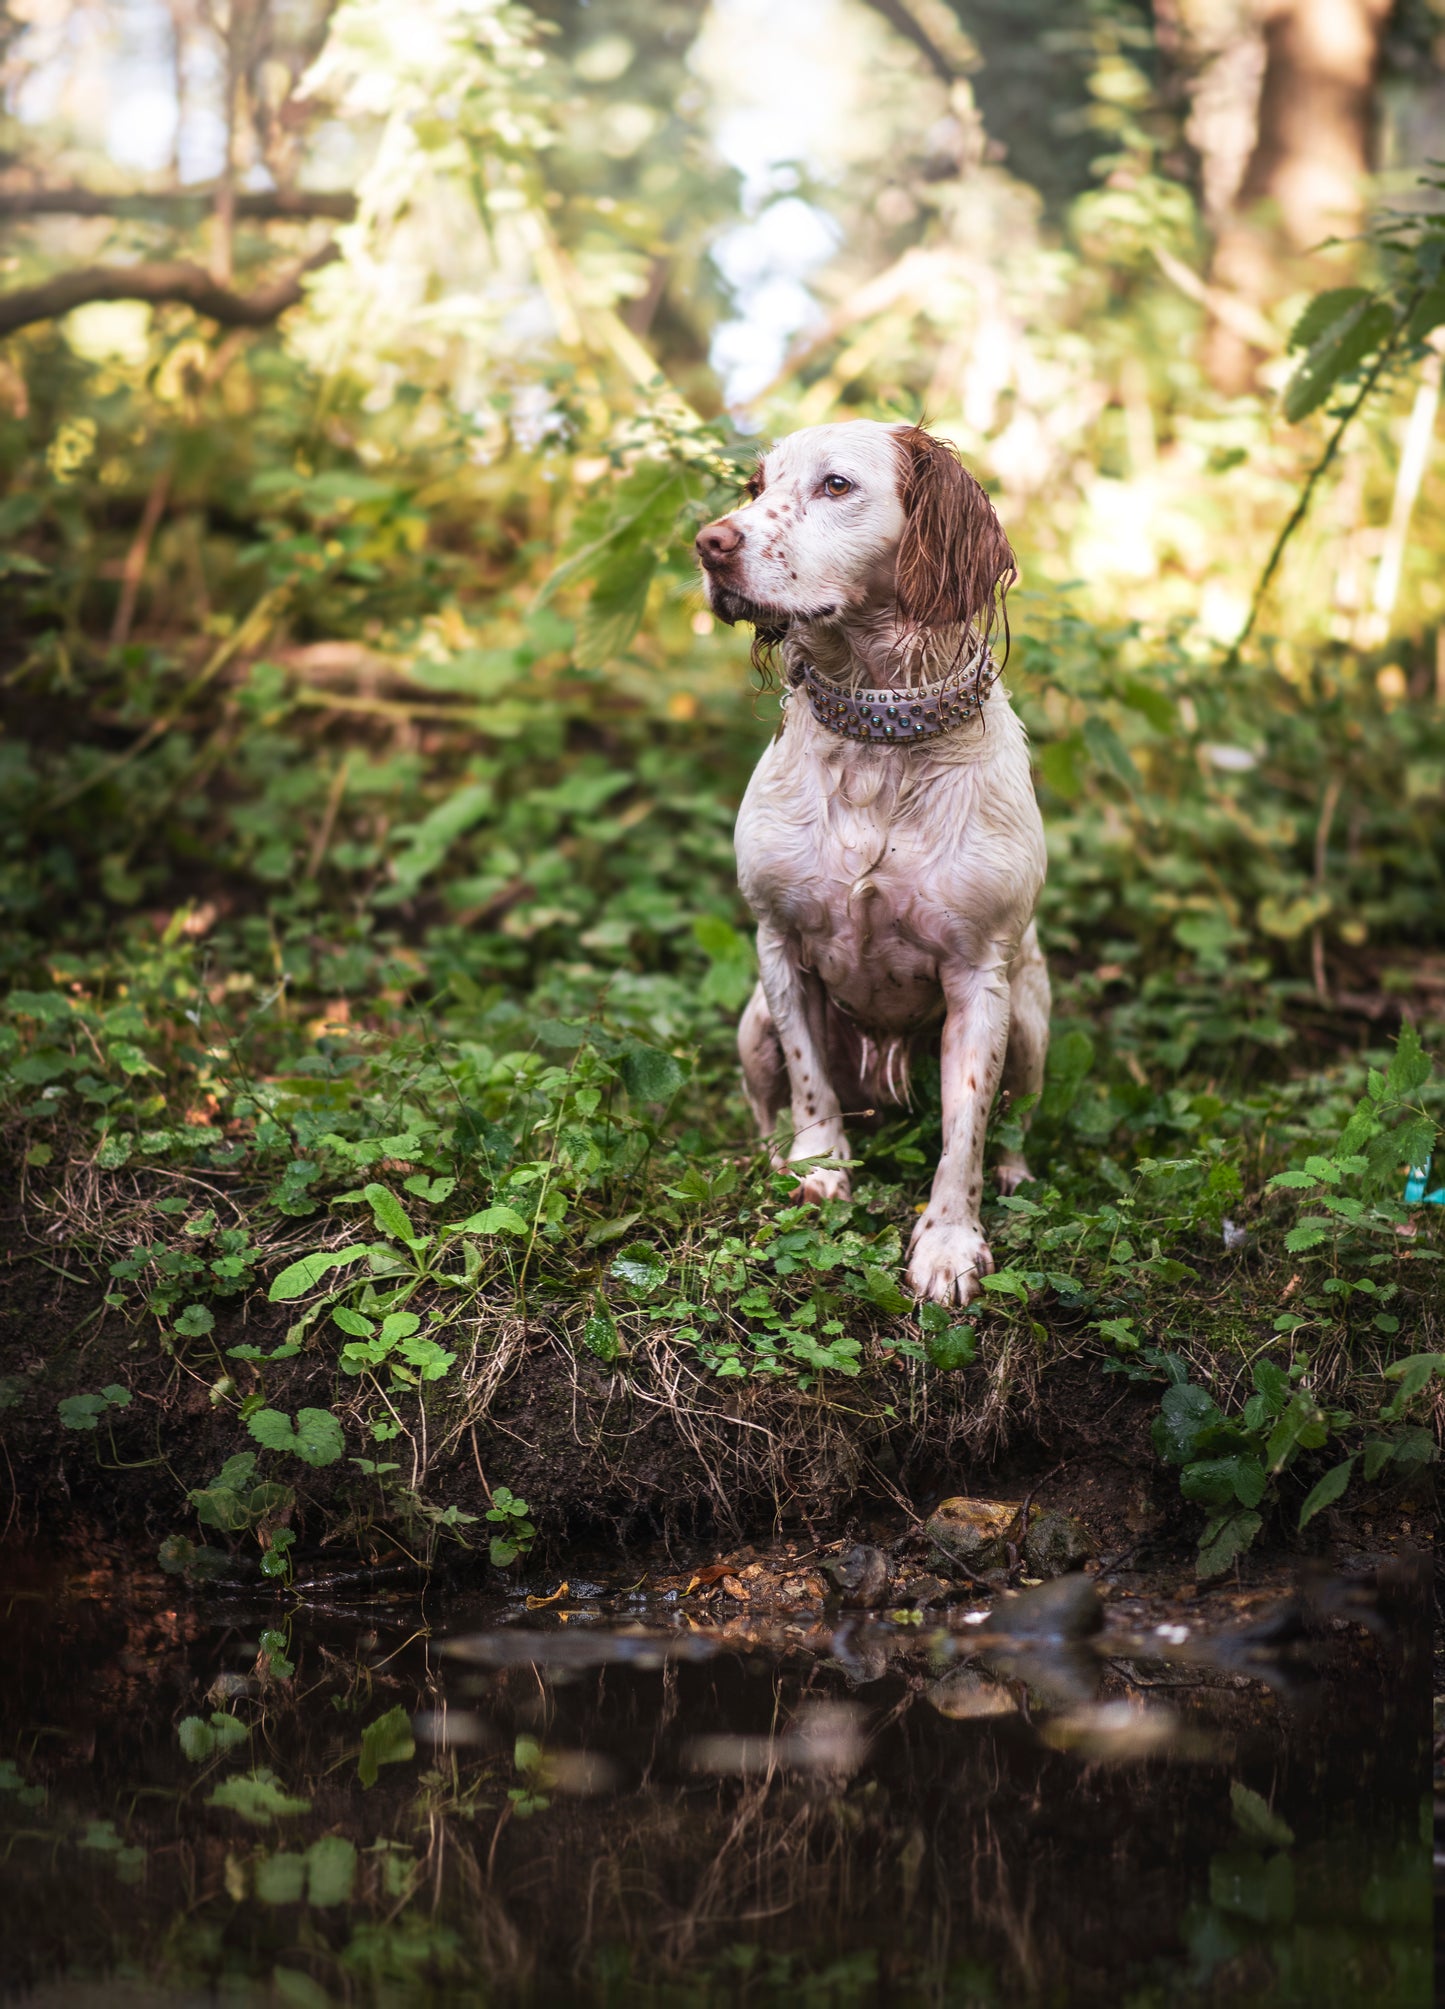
525, 1582, 569, 1610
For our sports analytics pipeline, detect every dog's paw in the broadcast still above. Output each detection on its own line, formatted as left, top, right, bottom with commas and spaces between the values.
995, 1155, 1036, 1197
793, 1163, 852, 1205
906, 1221, 994, 1306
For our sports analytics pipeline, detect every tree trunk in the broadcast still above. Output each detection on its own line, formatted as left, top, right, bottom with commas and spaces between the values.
1204, 0, 1394, 391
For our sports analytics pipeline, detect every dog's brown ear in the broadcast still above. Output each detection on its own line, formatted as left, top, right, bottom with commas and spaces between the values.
894, 426, 1016, 649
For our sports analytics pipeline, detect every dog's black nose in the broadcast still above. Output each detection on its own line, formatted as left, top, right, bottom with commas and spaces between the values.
696, 519, 743, 571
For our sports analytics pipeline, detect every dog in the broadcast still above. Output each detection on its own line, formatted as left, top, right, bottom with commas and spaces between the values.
695, 419, 1049, 1306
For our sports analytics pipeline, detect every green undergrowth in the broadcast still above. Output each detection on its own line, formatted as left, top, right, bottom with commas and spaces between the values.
3, 340, 1444, 1577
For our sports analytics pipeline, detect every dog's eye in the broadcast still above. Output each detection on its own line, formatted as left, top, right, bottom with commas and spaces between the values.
743, 472, 763, 499
822, 475, 853, 497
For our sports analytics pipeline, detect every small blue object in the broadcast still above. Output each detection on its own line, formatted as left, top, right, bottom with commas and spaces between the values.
1403, 1155, 1445, 1206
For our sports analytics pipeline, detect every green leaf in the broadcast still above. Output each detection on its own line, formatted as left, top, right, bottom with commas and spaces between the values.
358, 1705, 415, 1789
1251, 1361, 1290, 1411
582, 1212, 643, 1247
1081, 715, 1141, 793
618, 1044, 685, 1103
178, 1715, 217, 1762
364, 1182, 419, 1246
1181, 1455, 1267, 1510
246, 1407, 346, 1467
924, 1321, 975, 1371
173, 1304, 215, 1337
1287, 286, 1371, 352
450, 1205, 530, 1236
1230, 1781, 1294, 1849
1196, 1509, 1262, 1580
1153, 1383, 1223, 1465
1040, 1029, 1093, 1118
268, 1246, 369, 1301
1405, 275, 1445, 342
254, 1851, 308, 1904
1384, 1021, 1431, 1099
304, 1834, 358, 1906
57, 1392, 111, 1430
207, 1769, 312, 1824
1298, 1456, 1357, 1529
1283, 295, 1394, 422
858, 1266, 912, 1316
1379, 1353, 1444, 1421
583, 1302, 620, 1363
610, 1241, 668, 1294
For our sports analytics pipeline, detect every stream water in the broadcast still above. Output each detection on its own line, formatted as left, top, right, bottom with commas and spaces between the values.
0, 1543, 1431, 2007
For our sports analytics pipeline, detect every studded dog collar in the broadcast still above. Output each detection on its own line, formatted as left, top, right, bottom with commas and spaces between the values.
787, 639, 999, 743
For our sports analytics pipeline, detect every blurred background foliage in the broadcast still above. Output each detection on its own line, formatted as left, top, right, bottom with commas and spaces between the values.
0, 0, 1442, 1412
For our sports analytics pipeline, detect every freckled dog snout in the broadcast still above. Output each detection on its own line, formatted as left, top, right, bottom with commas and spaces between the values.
696, 519, 744, 572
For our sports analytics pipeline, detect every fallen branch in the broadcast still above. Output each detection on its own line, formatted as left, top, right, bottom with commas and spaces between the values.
0, 186, 356, 222
0, 245, 339, 338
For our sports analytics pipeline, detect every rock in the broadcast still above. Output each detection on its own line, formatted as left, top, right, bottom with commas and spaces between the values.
992, 1572, 1103, 1642
898, 1573, 951, 1609
824, 1544, 891, 1609
1022, 1510, 1095, 1580
925, 1497, 1034, 1576
925, 1668, 1018, 1720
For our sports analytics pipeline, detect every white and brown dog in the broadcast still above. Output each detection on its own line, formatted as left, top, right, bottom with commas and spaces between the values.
696, 420, 1049, 1306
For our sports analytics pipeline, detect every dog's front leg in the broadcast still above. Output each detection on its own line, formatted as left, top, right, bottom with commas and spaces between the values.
907, 960, 1010, 1305
755, 921, 851, 1203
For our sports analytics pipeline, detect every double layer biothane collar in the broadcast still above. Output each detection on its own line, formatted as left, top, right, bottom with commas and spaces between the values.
787, 636, 999, 743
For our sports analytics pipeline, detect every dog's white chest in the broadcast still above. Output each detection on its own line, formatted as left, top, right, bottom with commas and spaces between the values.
735, 707, 1043, 1033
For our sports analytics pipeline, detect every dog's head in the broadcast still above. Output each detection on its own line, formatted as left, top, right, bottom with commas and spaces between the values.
695, 420, 1015, 650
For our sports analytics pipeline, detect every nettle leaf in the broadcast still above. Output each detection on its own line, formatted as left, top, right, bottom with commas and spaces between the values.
1196, 1508, 1262, 1580
358, 1705, 415, 1790
268, 1246, 370, 1302
1298, 1455, 1357, 1529
1384, 1021, 1433, 1099
1181, 1455, 1267, 1510
1152, 1383, 1223, 1465
618, 1044, 685, 1104
924, 1321, 975, 1371
247, 1407, 346, 1467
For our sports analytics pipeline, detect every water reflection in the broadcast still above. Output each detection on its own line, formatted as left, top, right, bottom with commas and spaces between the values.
0, 1549, 1429, 2006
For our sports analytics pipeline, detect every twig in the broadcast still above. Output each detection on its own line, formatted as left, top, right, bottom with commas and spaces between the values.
306, 754, 352, 879
1229, 301, 1420, 666
109, 463, 172, 648
1311, 774, 1344, 1004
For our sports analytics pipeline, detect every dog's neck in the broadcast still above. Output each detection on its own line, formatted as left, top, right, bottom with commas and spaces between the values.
783, 609, 975, 691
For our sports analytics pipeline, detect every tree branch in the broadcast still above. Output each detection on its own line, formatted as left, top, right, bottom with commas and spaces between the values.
0, 187, 356, 222
857, 0, 959, 84
0, 246, 340, 338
